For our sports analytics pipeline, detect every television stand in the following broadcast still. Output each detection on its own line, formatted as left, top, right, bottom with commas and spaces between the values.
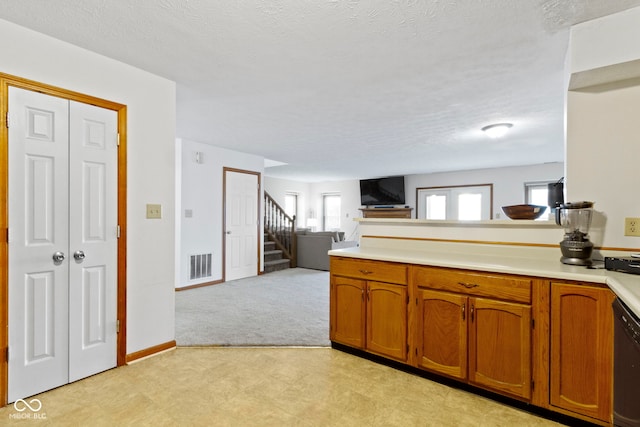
359, 207, 413, 219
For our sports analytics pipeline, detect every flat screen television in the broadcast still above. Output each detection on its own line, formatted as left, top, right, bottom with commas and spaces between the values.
360, 176, 406, 206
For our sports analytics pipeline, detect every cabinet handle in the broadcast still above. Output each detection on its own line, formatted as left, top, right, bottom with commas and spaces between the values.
366, 287, 370, 301
461, 303, 466, 320
470, 303, 475, 322
359, 269, 373, 275
361, 288, 365, 301
458, 282, 479, 289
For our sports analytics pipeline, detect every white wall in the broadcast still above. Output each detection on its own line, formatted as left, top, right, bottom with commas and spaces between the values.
406, 163, 565, 219
178, 139, 264, 288
264, 177, 361, 240
309, 180, 362, 241
1, 19, 176, 354
270, 163, 564, 243
567, 8, 640, 250
263, 176, 311, 228
569, 6, 640, 74
264, 177, 362, 241
264, 176, 361, 240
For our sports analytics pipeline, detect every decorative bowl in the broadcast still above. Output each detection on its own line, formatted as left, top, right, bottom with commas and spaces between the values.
501, 204, 547, 220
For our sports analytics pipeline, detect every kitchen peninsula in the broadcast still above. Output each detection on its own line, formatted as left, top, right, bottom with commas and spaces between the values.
329, 218, 640, 426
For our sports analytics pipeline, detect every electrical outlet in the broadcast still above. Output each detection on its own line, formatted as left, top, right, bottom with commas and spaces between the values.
624, 217, 640, 236
146, 204, 162, 219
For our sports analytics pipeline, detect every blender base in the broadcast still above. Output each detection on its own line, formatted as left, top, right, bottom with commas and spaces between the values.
560, 256, 593, 266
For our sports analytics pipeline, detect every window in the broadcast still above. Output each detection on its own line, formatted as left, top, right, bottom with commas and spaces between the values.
524, 182, 553, 220
458, 193, 483, 220
284, 192, 298, 219
426, 193, 447, 220
323, 193, 341, 231
417, 184, 493, 220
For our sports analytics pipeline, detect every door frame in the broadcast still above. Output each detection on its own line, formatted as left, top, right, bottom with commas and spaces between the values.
0, 73, 128, 405
222, 167, 261, 281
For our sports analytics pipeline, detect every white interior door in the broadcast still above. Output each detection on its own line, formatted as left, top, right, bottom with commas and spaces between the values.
8, 87, 118, 401
8, 88, 70, 402
225, 171, 258, 281
68, 101, 118, 382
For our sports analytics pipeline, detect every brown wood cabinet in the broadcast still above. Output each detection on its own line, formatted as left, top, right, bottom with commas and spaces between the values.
329, 256, 616, 425
413, 266, 532, 400
550, 282, 615, 424
330, 257, 408, 362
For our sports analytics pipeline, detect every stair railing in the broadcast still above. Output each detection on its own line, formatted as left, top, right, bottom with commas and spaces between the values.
264, 192, 297, 267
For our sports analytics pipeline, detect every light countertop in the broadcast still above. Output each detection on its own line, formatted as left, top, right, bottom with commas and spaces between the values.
329, 246, 640, 317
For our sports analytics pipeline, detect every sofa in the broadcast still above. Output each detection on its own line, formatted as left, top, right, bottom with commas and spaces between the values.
296, 230, 357, 271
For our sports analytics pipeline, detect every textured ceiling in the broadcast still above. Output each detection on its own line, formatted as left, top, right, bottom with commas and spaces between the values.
2, 0, 640, 182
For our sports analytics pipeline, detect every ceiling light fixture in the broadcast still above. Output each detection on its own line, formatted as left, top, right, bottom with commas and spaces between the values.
481, 123, 513, 138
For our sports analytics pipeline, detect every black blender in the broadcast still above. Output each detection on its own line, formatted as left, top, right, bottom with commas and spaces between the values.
555, 201, 594, 266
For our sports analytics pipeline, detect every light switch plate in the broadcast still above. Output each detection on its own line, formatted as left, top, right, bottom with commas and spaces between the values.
146, 204, 162, 219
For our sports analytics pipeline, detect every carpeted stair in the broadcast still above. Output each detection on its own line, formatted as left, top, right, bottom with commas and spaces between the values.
264, 238, 290, 273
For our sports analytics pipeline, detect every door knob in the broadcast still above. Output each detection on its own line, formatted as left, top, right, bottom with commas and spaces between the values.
73, 250, 86, 261
52, 251, 65, 263
226, 231, 232, 234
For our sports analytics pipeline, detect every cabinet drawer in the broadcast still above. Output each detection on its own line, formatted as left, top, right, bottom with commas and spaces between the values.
331, 257, 407, 285
412, 266, 531, 303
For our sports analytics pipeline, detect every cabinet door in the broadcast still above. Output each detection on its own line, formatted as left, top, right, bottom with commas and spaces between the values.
550, 283, 614, 423
469, 297, 532, 400
366, 281, 408, 361
416, 289, 467, 380
330, 276, 366, 348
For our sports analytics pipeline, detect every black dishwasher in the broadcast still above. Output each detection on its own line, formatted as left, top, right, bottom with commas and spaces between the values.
613, 298, 640, 427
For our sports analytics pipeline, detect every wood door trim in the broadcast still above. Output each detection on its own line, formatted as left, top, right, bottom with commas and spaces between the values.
222, 167, 261, 281
0, 72, 128, 405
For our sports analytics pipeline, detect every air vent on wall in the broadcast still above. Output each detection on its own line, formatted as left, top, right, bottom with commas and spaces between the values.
190, 253, 212, 280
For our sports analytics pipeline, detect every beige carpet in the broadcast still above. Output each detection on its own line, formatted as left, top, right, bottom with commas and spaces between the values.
175, 268, 330, 346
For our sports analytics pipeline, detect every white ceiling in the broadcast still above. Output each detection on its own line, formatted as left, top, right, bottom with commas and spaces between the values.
2, 1, 640, 182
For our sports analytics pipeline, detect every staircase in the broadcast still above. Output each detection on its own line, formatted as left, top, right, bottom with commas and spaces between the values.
263, 191, 297, 273
264, 236, 291, 273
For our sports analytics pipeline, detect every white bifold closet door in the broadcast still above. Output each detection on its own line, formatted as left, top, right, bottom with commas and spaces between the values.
8, 87, 118, 402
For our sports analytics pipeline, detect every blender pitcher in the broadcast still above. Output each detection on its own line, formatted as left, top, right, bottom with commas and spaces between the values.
555, 201, 594, 265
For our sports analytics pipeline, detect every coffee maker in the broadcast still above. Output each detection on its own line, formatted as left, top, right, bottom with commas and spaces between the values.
555, 201, 594, 266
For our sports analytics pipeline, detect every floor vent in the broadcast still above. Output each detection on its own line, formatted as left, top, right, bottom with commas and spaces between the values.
190, 253, 212, 280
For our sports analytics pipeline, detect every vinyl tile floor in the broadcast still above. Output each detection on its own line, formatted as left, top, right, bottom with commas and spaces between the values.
0, 347, 565, 426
